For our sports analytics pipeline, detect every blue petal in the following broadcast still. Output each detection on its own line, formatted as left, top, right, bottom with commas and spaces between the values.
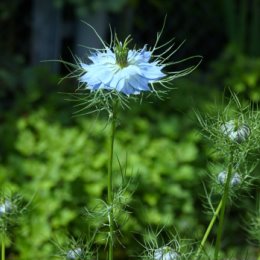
88, 83, 102, 91
96, 68, 115, 84
121, 82, 137, 95
115, 77, 126, 92
128, 74, 150, 91
139, 45, 152, 62
80, 72, 100, 86
89, 48, 115, 64
139, 63, 165, 80
109, 71, 122, 89
128, 46, 152, 64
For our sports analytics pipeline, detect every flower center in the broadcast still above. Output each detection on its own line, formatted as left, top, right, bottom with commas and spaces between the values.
114, 36, 132, 68
115, 46, 128, 68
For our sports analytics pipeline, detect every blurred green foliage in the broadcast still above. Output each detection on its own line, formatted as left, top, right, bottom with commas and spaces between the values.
0, 60, 212, 259
1, 55, 259, 260
211, 46, 260, 102
1, 60, 258, 259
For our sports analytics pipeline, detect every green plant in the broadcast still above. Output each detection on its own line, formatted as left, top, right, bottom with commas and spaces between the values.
210, 47, 260, 101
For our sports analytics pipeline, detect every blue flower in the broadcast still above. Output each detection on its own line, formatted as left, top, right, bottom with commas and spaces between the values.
79, 42, 165, 95
64, 23, 201, 114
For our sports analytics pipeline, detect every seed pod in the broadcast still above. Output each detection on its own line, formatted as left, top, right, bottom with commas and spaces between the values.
0, 200, 13, 217
221, 120, 250, 143
230, 173, 241, 186
66, 248, 83, 260
154, 246, 180, 260
217, 171, 241, 187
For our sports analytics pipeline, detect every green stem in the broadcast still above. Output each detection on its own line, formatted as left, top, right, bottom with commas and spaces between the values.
107, 103, 117, 260
1, 238, 5, 260
214, 151, 234, 260
195, 199, 223, 260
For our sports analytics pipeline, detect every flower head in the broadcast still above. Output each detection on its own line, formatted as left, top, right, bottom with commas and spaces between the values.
221, 120, 251, 143
154, 246, 180, 260
217, 171, 241, 187
0, 200, 13, 217
63, 21, 201, 115
80, 37, 165, 96
66, 248, 83, 260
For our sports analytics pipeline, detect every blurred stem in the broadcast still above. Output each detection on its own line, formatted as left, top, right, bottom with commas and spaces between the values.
195, 199, 223, 260
1, 238, 5, 260
107, 101, 117, 260
214, 150, 234, 260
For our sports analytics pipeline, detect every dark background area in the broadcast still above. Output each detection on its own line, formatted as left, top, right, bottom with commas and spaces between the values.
0, 0, 240, 68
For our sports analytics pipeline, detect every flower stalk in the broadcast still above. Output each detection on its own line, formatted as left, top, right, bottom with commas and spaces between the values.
1, 240, 5, 260
195, 150, 234, 260
195, 198, 223, 260
107, 101, 118, 260
214, 150, 234, 260
58, 21, 202, 260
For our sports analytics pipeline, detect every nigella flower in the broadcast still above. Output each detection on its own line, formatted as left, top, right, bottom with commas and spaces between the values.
64, 21, 201, 114
80, 39, 165, 95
